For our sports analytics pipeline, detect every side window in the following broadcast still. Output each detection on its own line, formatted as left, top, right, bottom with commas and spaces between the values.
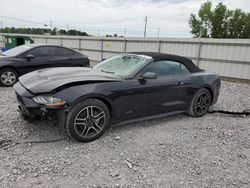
140, 60, 190, 76
141, 60, 181, 76
53, 47, 69, 56
181, 64, 190, 75
68, 49, 75, 56
27, 47, 52, 57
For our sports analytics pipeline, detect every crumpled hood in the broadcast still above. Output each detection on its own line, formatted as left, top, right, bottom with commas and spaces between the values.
19, 67, 122, 93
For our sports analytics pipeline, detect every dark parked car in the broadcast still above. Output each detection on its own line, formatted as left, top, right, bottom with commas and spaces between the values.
0, 44, 89, 86
14, 52, 221, 142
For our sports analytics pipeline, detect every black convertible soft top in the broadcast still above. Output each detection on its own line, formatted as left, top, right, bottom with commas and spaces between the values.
131, 52, 203, 73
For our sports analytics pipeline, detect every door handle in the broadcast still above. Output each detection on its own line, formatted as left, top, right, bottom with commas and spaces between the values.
176, 81, 184, 85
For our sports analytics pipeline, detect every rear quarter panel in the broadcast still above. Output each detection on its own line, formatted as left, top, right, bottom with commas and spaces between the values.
189, 72, 221, 105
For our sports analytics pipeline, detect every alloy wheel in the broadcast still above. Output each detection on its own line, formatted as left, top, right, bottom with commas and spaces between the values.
74, 106, 106, 139
194, 92, 210, 115
1, 71, 17, 86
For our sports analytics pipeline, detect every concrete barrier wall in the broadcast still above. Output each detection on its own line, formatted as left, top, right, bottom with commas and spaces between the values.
0, 33, 249, 80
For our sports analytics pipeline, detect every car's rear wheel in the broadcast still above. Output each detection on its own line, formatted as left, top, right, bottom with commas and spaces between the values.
65, 99, 110, 142
0, 68, 18, 87
188, 88, 212, 117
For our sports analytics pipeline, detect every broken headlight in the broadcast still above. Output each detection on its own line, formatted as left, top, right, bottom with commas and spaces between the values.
32, 96, 66, 107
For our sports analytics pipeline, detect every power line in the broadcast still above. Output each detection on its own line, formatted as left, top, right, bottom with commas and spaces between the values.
0, 14, 191, 37
15, 0, 143, 26
1, 0, 142, 26
52, 17, 143, 28
0, 0, 191, 37
0, 17, 69, 31
0, 15, 47, 26
16, 0, 142, 26
0, 16, 68, 31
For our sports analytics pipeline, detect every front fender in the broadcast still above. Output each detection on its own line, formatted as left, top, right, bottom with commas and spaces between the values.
54, 82, 113, 107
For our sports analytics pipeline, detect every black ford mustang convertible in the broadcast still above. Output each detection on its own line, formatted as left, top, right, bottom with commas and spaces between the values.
14, 52, 220, 142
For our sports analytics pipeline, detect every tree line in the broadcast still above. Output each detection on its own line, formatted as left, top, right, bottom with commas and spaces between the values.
0, 27, 89, 36
0, 27, 123, 37
189, 1, 250, 38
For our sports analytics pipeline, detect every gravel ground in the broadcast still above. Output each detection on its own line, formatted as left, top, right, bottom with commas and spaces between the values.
0, 81, 250, 188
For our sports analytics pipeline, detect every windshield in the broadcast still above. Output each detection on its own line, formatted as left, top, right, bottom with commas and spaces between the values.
1, 45, 32, 56
94, 54, 151, 77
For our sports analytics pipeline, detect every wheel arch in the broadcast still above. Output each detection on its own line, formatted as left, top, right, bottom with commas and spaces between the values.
91, 96, 112, 115
0, 66, 20, 76
204, 86, 214, 103
68, 93, 113, 115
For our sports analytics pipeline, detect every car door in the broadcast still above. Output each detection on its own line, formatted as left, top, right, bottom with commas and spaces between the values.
50, 47, 72, 67
18, 46, 52, 74
127, 60, 192, 119
69, 50, 89, 67
51, 47, 88, 67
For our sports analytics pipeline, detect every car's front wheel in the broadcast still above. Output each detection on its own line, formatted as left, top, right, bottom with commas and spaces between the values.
0, 68, 18, 87
188, 88, 212, 117
65, 99, 110, 142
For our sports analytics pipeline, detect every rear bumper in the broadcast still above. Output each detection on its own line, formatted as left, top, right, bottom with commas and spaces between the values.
211, 77, 221, 105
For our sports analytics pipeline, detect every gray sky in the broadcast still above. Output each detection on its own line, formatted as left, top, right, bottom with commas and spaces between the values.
0, 0, 249, 37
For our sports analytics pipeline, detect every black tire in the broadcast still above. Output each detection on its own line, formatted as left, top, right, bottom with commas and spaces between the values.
188, 88, 212, 117
65, 99, 111, 142
0, 68, 18, 87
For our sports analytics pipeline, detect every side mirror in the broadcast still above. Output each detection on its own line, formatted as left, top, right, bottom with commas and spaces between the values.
25, 54, 35, 61
140, 72, 157, 79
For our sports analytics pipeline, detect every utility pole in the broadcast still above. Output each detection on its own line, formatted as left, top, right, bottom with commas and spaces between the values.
66, 25, 69, 35
50, 20, 53, 31
124, 28, 126, 37
157, 28, 160, 38
144, 16, 148, 38
0, 20, 2, 29
98, 30, 100, 37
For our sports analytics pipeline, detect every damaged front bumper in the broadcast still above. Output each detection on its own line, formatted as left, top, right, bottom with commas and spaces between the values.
14, 82, 67, 133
